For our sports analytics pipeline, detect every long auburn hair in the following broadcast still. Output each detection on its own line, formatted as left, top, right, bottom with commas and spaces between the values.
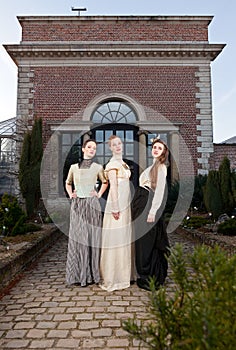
149, 139, 169, 190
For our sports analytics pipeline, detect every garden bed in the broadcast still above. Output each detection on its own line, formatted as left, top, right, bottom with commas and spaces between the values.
176, 226, 236, 256
0, 224, 62, 297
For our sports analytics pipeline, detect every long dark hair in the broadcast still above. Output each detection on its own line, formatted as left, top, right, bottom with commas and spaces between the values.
149, 139, 169, 190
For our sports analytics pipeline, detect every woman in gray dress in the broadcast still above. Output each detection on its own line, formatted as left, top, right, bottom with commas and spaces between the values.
65, 139, 108, 287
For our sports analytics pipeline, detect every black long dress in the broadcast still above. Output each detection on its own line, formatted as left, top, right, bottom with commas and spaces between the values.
131, 186, 170, 290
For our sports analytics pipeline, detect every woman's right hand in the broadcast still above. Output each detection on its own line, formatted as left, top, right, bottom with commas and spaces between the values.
70, 190, 77, 199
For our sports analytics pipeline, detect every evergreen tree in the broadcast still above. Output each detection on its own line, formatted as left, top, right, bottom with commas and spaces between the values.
18, 118, 43, 217
203, 170, 223, 219
19, 131, 31, 198
219, 156, 234, 214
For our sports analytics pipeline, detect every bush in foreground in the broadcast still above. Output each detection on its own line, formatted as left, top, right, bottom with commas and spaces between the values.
217, 217, 236, 236
123, 244, 236, 350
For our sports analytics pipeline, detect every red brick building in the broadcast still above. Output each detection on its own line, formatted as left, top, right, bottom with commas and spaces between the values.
210, 137, 236, 171
5, 15, 225, 200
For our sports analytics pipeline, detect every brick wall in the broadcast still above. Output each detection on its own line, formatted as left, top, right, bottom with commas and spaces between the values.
20, 16, 209, 42
32, 65, 200, 165
210, 144, 236, 170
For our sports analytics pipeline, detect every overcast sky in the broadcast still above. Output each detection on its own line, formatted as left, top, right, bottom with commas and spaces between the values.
0, 0, 235, 143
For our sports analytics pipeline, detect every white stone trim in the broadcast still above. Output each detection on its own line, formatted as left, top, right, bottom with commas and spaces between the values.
195, 65, 214, 174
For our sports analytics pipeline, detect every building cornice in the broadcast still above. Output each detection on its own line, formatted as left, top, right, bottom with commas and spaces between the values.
17, 15, 214, 24
4, 42, 225, 65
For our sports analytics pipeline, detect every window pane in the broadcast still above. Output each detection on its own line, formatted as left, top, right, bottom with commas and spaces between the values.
62, 145, 71, 159
93, 112, 102, 123
126, 112, 136, 123
119, 103, 130, 115
96, 143, 103, 155
105, 130, 113, 139
96, 156, 103, 165
116, 130, 124, 140
125, 130, 133, 141
62, 134, 71, 145
72, 134, 81, 143
125, 143, 134, 155
95, 130, 104, 142
108, 102, 120, 111
97, 104, 110, 114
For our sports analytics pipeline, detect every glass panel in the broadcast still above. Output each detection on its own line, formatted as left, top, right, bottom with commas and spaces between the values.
105, 130, 113, 139
62, 145, 71, 159
119, 103, 130, 115
103, 115, 112, 123
116, 130, 124, 140
95, 130, 104, 142
125, 130, 133, 141
97, 104, 110, 114
116, 114, 125, 123
92, 112, 102, 123
111, 111, 118, 120
108, 102, 120, 111
62, 134, 71, 145
96, 143, 103, 155
126, 112, 136, 123
72, 134, 81, 143
125, 143, 134, 155
148, 133, 156, 144
96, 156, 103, 164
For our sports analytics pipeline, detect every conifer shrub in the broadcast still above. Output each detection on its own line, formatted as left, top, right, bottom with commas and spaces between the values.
219, 157, 234, 215
123, 244, 236, 350
19, 118, 43, 217
191, 174, 207, 211
182, 215, 209, 229
203, 170, 223, 219
217, 217, 236, 236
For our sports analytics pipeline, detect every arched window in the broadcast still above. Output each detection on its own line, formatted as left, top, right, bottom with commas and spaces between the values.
92, 101, 137, 124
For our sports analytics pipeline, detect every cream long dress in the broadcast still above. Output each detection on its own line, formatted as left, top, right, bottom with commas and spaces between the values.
99, 159, 132, 292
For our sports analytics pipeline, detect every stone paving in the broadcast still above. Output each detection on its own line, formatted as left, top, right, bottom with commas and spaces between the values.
0, 231, 199, 350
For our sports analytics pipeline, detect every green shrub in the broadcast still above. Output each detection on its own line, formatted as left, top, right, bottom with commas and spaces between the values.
123, 244, 236, 350
19, 118, 43, 217
203, 170, 223, 219
0, 193, 41, 236
219, 157, 234, 215
191, 174, 207, 211
182, 215, 209, 229
166, 180, 179, 214
0, 193, 26, 236
217, 218, 236, 236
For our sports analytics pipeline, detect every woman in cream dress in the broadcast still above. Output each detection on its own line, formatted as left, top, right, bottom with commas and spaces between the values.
99, 135, 133, 292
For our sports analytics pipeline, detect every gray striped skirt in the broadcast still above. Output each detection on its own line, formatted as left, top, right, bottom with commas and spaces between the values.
66, 196, 102, 286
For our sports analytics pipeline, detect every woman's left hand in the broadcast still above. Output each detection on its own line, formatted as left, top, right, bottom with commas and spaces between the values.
112, 211, 120, 220
147, 213, 155, 223
90, 190, 99, 197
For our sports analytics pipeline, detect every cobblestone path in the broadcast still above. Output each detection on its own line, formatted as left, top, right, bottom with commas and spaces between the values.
0, 231, 199, 350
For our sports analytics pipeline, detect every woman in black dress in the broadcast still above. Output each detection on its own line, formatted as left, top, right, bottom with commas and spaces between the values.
131, 138, 170, 291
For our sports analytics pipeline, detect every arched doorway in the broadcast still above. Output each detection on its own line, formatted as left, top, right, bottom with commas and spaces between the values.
90, 101, 139, 187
